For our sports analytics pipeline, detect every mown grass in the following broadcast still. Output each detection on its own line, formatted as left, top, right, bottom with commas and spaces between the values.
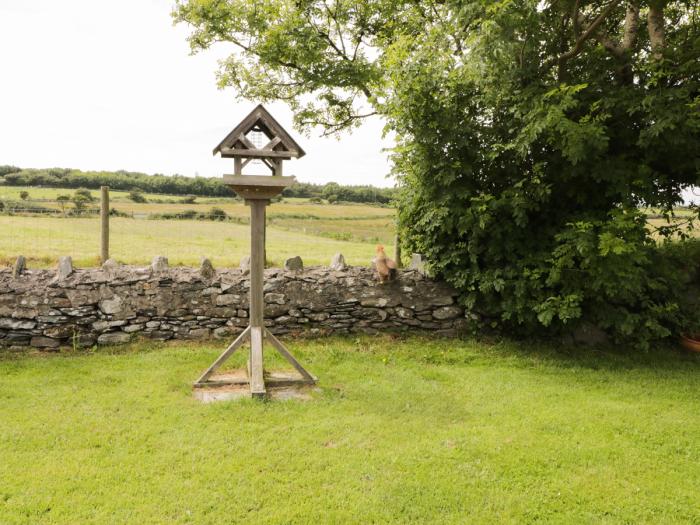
0, 216, 393, 269
0, 335, 698, 524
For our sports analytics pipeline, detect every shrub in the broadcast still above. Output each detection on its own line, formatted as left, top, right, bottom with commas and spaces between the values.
71, 194, 91, 214
56, 195, 71, 215
1, 200, 57, 215
128, 190, 147, 203
147, 208, 241, 223
208, 207, 227, 221
109, 208, 130, 217
74, 188, 94, 202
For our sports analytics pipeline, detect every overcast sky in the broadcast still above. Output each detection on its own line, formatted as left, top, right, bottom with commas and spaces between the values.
0, 0, 394, 187
0, 1, 696, 202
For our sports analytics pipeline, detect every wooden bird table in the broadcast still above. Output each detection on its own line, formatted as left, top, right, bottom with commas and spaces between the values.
193, 105, 316, 398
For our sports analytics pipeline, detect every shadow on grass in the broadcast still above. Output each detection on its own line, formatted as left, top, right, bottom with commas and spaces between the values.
1, 332, 698, 375
303, 332, 700, 373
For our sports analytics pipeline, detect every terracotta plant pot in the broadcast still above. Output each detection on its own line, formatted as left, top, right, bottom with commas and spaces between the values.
680, 334, 700, 353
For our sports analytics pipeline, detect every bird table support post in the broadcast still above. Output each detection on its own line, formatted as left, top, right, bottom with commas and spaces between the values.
196, 104, 316, 398
100, 186, 109, 263
248, 198, 268, 398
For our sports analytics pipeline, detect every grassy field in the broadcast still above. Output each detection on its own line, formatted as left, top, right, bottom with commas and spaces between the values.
647, 218, 700, 239
0, 216, 393, 268
0, 186, 393, 215
0, 185, 229, 205
0, 186, 394, 222
2, 185, 697, 269
0, 186, 396, 268
0, 335, 699, 523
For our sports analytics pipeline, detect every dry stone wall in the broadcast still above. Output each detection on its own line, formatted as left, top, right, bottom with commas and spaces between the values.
0, 264, 470, 351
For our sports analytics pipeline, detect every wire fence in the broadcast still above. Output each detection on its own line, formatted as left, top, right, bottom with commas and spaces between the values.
3, 187, 696, 271
0, 190, 398, 269
0, 208, 251, 269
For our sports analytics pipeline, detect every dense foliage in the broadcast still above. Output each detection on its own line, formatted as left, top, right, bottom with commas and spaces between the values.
1, 166, 395, 203
175, 0, 699, 346
0, 165, 20, 176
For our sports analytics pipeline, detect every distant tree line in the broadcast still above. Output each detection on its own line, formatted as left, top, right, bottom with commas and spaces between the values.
1, 167, 233, 197
0, 166, 396, 204
0, 165, 21, 176
282, 181, 395, 204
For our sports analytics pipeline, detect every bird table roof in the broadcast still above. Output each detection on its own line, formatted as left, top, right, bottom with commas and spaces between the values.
213, 104, 306, 160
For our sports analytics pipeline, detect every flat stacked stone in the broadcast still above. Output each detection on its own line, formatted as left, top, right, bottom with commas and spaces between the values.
0, 262, 473, 351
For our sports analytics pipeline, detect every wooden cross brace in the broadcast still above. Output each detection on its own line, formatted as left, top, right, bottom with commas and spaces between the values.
193, 326, 316, 398
193, 198, 315, 398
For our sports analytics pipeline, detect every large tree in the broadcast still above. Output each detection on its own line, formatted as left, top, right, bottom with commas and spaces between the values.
174, 0, 700, 345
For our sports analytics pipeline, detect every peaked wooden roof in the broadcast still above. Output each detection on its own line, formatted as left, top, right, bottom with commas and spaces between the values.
213, 104, 306, 159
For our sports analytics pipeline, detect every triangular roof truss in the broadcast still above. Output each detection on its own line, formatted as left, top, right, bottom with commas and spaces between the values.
213, 104, 306, 161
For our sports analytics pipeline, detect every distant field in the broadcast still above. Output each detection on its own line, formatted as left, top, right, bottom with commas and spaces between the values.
3, 185, 695, 270
0, 186, 397, 269
0, 186, 392, 210
115, 200, 394, 219
648, 219, 700, 238
0, 185, 229, 204
0, 216, 395, 268
647, 208, 700, 238
0, 185, 393, 218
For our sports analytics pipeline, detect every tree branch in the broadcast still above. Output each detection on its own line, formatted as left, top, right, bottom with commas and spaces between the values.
572, 0, 582, 38
578, 1, 638, 58
546, 0, 622, 70
301, 111, 378, 136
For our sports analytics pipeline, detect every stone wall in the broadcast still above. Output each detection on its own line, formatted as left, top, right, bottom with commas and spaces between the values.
0, 264, 469, 351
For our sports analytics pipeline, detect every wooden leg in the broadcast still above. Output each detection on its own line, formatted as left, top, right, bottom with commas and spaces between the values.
249, 326, 266, 398
194, 326, 251, 385
264, 328, 316, 383
195, 196, 315, 397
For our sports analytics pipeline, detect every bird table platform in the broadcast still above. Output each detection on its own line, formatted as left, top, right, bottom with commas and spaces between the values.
222, 174, 295, 200
193, 105, 316, 399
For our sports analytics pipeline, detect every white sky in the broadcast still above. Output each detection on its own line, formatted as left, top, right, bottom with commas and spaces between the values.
0, 0, 394, 187
0, 1, 696, 202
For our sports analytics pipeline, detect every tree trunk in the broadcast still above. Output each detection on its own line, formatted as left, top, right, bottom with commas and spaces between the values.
622, 2, 640, 51
647, 2, 665, 60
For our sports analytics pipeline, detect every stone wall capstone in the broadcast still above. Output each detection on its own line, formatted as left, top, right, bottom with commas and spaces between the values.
0, 264, 469, 351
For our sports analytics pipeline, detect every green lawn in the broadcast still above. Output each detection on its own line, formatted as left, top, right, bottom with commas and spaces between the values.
1, 336, 699, 524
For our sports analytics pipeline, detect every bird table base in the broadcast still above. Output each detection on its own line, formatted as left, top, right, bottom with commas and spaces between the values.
193, 326, 316, 399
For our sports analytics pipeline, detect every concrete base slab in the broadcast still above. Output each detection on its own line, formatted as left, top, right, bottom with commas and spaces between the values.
193, 368, 316, 403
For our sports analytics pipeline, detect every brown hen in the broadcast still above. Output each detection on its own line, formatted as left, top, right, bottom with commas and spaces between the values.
373, 245, 397, 283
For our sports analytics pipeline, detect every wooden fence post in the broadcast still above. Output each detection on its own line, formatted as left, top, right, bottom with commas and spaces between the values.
100, 186, 109, 263
395, 229, 402, 268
